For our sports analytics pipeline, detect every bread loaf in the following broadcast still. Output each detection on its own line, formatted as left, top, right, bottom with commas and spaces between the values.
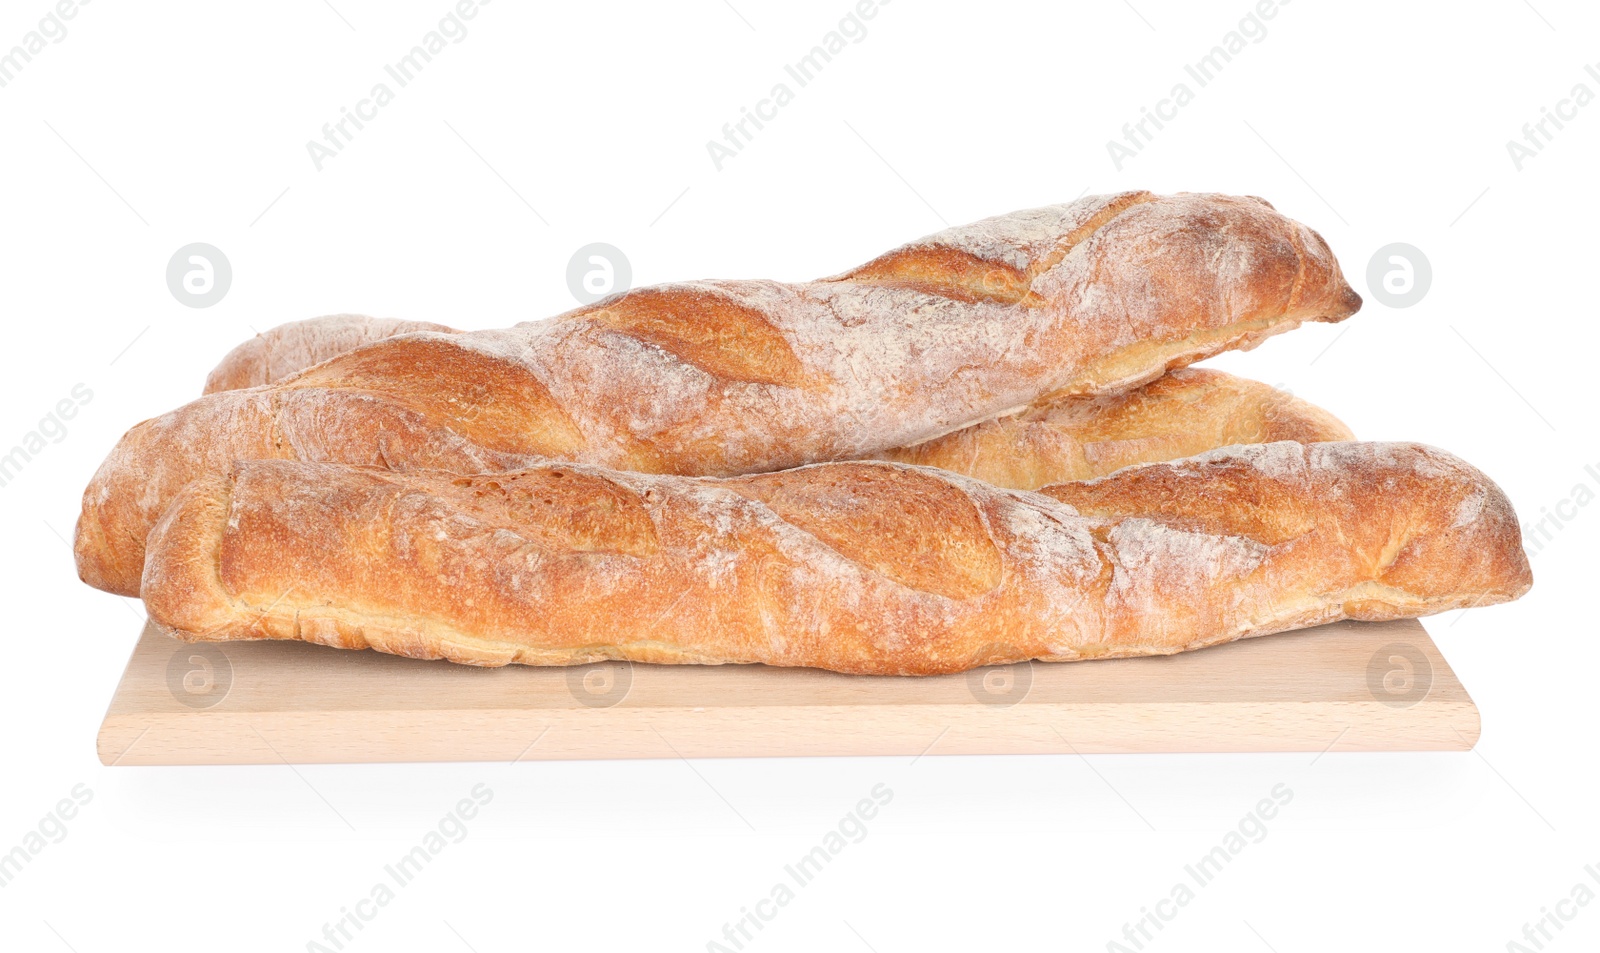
204, 315, 1356, 490
80, 192, 1361, 596
141, 442, 1529, 676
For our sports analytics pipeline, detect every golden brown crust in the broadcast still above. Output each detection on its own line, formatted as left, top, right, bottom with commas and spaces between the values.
288, 335, 589, 459
81, 192, 1362, 596
880, 368, 1354, 489
204, 320, 1355, 494
203, 315, 455, 393
141, 442, 1530, 676
568, 286, 813, 388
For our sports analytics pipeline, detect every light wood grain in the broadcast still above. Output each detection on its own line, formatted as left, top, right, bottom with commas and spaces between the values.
98, 618, 1478, 764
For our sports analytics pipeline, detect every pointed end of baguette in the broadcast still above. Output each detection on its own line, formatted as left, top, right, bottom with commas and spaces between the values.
1293, 223, 1364, 324
1335, 281, 1364, 320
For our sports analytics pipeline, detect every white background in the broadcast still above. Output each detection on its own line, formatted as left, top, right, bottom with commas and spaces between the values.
1, 0, 1596, 950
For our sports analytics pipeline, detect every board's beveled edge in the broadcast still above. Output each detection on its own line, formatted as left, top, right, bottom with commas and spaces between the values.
96, 616, 155, 765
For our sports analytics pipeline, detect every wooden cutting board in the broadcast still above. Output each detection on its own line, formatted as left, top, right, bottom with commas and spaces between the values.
97, 617, 1478, 765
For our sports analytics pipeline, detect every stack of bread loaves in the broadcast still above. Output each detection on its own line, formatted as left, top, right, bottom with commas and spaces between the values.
76, 192, 1531, 675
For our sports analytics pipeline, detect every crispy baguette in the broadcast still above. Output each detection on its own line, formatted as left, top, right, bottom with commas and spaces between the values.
141, 442, 1529, 676
203, 315, 455, 393
204, 317, 1357, 489
81, 192, 1362, 595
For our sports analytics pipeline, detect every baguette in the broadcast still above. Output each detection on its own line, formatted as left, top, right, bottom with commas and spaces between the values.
80, 192, 1361, 596
204, 316, 1356, 489
141, 442, 1529, 676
